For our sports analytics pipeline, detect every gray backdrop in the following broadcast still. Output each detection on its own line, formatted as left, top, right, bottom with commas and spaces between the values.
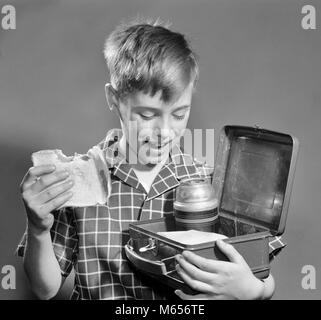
0, 0, 320, 299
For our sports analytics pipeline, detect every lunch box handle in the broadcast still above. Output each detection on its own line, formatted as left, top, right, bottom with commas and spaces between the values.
125, 244, 168, 275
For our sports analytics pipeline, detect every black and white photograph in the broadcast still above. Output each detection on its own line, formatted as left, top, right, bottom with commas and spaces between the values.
0, 0, 320, 302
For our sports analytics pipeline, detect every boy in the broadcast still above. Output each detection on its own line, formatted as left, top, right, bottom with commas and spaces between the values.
17, 19, 280, 300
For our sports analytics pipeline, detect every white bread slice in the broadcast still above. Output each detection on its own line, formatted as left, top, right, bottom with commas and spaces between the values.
31, 146, 110, 208
157, 230, 227, 246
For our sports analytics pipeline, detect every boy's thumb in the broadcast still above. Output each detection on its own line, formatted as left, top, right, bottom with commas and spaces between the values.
216, 240, 246, 266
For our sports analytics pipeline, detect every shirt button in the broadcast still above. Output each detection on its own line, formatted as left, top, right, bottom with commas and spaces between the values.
114, 149, 119, 157
114, 136, 118, 141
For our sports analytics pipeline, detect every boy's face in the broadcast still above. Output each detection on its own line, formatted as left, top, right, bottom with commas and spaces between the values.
117, 82, 193, 165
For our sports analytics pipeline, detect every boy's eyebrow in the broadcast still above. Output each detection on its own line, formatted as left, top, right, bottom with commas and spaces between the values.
132, 105, 191, 112
172, 105, 191, 112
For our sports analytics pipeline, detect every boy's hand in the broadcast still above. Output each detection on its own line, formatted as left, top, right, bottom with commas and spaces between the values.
20, 165, 74, 235
175, 240, 264, 300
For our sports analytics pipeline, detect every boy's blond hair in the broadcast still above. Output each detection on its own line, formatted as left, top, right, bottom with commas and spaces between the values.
103, 18, 199, 102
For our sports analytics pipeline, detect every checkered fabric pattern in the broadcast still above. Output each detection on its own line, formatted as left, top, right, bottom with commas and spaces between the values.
268, 236, 286, 261
16, 128, 285, 300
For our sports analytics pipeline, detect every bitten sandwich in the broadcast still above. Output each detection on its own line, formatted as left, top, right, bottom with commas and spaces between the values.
31, 146, 110, 207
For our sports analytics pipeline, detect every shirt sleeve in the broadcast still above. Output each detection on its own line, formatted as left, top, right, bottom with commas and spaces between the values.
15, 207, 78, 277
268, 236, 286, 262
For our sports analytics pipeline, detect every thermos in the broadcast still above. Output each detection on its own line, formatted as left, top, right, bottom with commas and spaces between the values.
174, 178, 218, 232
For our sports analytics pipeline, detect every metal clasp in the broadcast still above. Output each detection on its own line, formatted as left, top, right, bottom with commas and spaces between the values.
139, 238, 156, 253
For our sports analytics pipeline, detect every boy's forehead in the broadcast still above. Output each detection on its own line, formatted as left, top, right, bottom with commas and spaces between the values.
126, 82, 194, 109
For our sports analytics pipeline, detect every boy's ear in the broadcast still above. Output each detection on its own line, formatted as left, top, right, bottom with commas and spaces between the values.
104, 83, 118, 111
105, 83, 124, 122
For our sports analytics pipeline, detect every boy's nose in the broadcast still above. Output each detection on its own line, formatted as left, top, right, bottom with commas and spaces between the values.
156, 117, 169, 131
155, 128, 174, 144
153, 118, 176, 143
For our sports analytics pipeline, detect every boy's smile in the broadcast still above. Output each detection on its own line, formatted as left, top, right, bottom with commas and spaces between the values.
115, 82, 194, 166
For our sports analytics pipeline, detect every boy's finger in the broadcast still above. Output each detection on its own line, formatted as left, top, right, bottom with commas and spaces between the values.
175, 254, 217, 283
174, 290, 208, 300
39, 191, 73, 214
29, 165, 56, 178
175, 264, 213, 294
215, 240, 247, 266
20, 165, 56, 191
181, 250, 232, 273
34, 179, 74, 204
29, 170, 70, 194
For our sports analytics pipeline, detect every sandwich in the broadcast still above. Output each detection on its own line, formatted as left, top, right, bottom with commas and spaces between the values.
31, 146, 110, 207
157, 230, 228, 246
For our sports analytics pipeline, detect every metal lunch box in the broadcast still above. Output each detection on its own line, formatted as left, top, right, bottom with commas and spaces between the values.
125, 125, 299, 294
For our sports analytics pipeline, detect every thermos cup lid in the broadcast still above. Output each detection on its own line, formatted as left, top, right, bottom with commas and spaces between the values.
174, 178, 218, 212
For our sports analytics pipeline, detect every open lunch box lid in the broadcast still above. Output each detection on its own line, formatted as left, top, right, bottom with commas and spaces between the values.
212, 125, 299, 236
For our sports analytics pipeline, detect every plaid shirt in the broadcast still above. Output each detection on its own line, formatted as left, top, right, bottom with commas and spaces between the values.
17, 128, 285, 300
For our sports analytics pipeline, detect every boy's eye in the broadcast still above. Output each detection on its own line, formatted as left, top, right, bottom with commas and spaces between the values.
173, 112, 186, 120
139, 112, 155, 120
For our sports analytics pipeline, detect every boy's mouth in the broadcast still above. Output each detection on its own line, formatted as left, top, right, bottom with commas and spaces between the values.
143, 138, 171, 150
